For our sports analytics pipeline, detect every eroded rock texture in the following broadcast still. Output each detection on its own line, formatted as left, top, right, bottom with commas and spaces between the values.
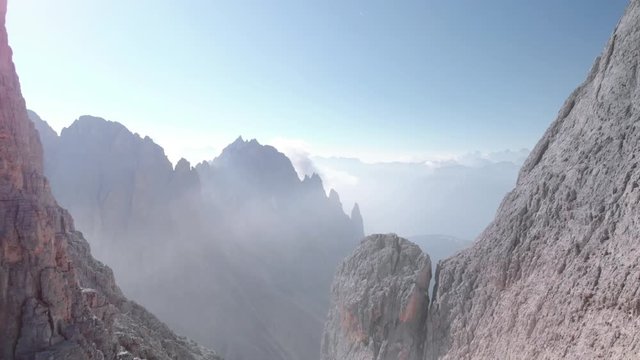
0, 1, 219, 359
428, 1, 640, 358
324, 2, 640, 359
322, 234, 431, 360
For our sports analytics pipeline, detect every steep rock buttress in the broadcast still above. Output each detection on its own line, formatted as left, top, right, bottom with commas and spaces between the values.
0, 1, 219, 359
324, 1, 640, 359
321, 234, 431, 360
428, 1, 640, 358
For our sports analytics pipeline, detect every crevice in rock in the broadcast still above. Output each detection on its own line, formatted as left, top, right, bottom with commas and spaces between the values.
603, 34, 618, 76
13, 299, 26, 359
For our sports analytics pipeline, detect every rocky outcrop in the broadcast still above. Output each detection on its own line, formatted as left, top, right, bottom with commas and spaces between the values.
0, 1, 219, 359
427, 1, 640, 358
66, 231, 220, 360
324, 2, 640, 359
322, 234, 431, 360
351, 203, 365, 239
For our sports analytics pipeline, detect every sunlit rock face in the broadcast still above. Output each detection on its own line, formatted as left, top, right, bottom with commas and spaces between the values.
0, 1, 219, 359
322, 234, 430, 360
428, 1, 640, 358
323, 1, 640, 359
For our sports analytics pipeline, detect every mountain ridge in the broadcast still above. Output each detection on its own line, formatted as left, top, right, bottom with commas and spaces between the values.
31, 111, 363, 360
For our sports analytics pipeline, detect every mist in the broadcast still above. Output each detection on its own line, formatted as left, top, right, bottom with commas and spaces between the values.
286, 150, 528, 240
30, 110, 521, 360
27, 107, 524, 360
31, 112, 364, 360
3, 1, 636, 359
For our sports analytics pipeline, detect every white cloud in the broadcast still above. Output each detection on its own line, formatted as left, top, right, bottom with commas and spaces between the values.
268, 137, 360, 194
268, 137, 318, 179
421, 149, 530, 169
316, 165, 360, 189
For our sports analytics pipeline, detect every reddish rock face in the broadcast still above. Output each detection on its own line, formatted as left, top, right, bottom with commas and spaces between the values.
0, 1, 218, 359
322, 234, 431, 360
0, 0, 88, 356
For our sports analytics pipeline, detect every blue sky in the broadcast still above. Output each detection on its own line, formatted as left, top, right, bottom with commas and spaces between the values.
7, 0, 629, 163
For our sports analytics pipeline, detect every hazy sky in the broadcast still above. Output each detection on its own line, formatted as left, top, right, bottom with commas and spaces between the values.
7, 0, 628, 164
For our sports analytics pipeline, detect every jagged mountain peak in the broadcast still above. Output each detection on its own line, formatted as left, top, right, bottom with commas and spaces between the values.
63, 115, 157, 146
34, 116, 363, 359
64, 114, 128, 135
350, 202, 364, 237
223, 135, 263, 152
56, 115, 175, 175
175, 157, 193, 172
230, 135, 245, 146
203, 137, 310, 200
328, 188, 341, 204
215, 137, 297, 174
217, 137, 291, 166
302, 172, 323, 186
350, 202, 361, 216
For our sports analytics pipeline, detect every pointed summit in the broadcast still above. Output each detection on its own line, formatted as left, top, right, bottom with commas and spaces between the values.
231, 135, 245, 146
175, 157, 192, 172
224, 136, 263, 153
328, 188, 341, 204
209, 137, 300, 198
303, 172, 323, 186
350, 202, 364, 239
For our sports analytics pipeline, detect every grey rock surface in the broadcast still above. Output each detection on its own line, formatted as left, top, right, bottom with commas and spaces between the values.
322, 234, 431, 360
428, 1, 640, 358
324, 2, 640, 360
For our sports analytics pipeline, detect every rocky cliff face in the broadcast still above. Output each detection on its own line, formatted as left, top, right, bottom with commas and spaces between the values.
324, 1, 640, 359
0, 1, 219, 359
428, 1, 640, 358
322, 234, 430, 360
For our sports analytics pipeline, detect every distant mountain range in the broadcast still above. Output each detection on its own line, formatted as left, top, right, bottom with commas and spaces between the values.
28, 108, 514, 359
310, 153, 526, 239
30, 112, 363, 360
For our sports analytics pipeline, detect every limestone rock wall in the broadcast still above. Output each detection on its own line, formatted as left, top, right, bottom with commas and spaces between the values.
0, 1, 220, 358
322, 234, 431, 360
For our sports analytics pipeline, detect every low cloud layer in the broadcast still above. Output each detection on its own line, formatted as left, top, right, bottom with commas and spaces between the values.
273, 140, 529, 240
